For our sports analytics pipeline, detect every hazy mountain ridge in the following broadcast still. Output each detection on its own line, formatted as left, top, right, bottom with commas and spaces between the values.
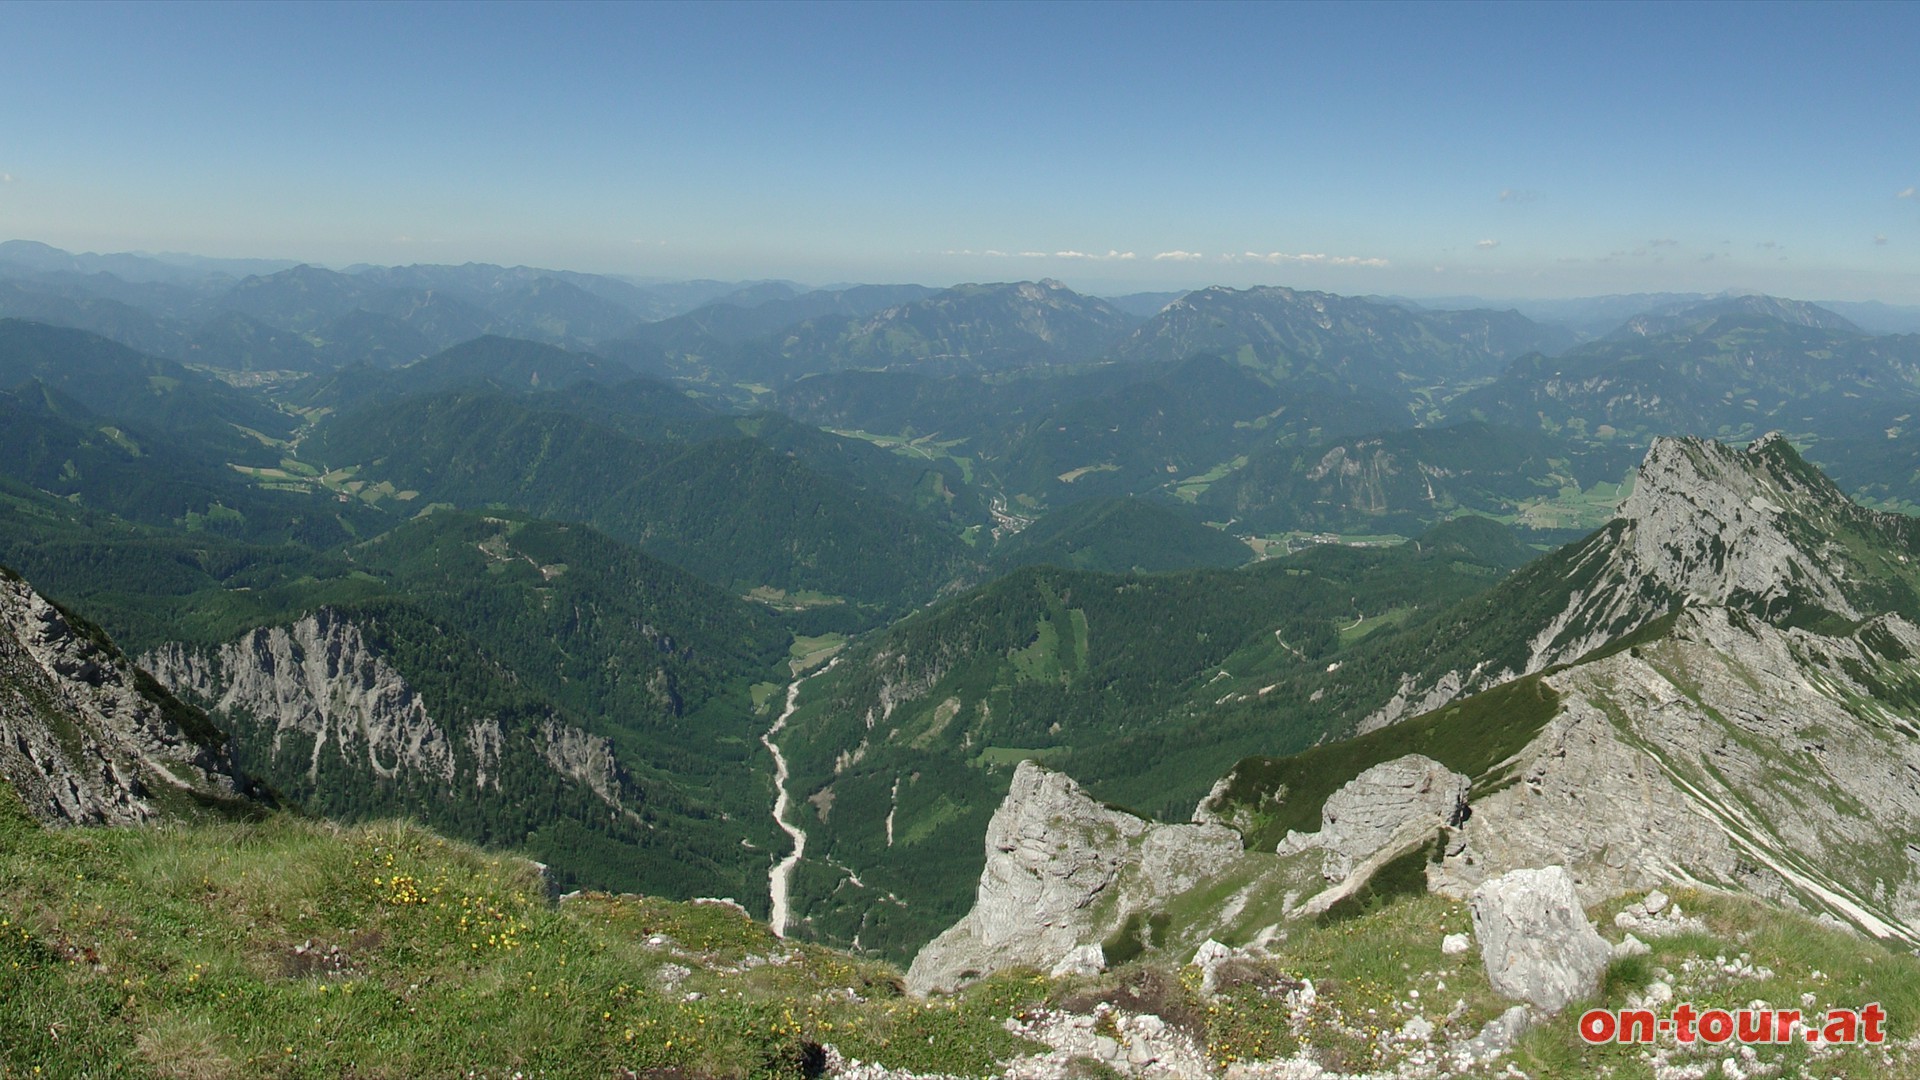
0, 243, 818, 371
735, 279, 1138, 382
0, 318, 297, 467
1114, 285, 1576, 397
1194, 420, 1639, 536
1454, 312, 1920, 448
305, 390, 981, 614
1607, 293, 1861, 339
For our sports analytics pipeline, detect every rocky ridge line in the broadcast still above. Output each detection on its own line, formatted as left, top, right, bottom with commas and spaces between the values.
141, 609, 630, 811
0, 569, 249, 824
1361, 432, 1895, 731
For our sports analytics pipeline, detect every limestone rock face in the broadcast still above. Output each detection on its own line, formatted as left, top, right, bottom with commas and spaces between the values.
906, 761, 1240, 995
1521, 433, 1864, 673
144, 610, 456, 784
0, 571, 249, 824
1277, 754, 1468, 881
538, 716, 628, 810
143, 610, 629, 812
1362, 433, 1880, 730
1470, 866, 1612, 1015
1434, 605, 1920, 943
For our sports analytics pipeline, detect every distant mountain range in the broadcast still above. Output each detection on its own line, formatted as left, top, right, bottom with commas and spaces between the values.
1113, 284, 1577, 391
1452, 301, 1920, 448
1604, 293, 1860, 339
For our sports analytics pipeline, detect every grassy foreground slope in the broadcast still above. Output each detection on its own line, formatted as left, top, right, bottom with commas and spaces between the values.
5, 777, 1918, 1079
0, 781, 1027, 1079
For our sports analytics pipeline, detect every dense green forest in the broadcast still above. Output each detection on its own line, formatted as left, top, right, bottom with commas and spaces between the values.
775, 515, 1541, 958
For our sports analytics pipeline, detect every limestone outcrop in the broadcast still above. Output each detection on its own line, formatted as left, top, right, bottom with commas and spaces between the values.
143, 610, 630, 812
906, 761, 1240, 995
144, 610, 457, 785
1276, 754, 1468, 881
0, 569, 250, 824
1433, 605, 1920, 944
1470, 865, 1612, 1015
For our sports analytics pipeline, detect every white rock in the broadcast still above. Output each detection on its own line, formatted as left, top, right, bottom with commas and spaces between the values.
1442, 932, 1473, 955
1462, 1005, 1532, 1061
1282, 754, 1470, 881
1471, 865, 1613, 1014
142, 608, 629, 808
1049, 943, 1107, 979
1615, 933, 1652, 958
907, 761, 1240, 994
0, 575, 251, 824
1816, 912, 1861, 937
1191, 939, 1235, 968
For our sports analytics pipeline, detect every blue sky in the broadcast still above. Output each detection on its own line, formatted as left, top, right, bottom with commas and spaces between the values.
2, 0, 1916, 300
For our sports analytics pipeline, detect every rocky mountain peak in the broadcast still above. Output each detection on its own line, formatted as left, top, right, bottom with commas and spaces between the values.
1367, 432, 1913, 731
1615, 432, 1862, 617
1531, 430, 1908, 669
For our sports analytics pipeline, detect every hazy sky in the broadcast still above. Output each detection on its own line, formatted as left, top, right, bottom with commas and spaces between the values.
3, 1, 1917, 300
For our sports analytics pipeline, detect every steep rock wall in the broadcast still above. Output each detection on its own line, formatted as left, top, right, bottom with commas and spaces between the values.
142, 610, 627, 812
1436, 606, 1920, 944
0, 571, 248, 824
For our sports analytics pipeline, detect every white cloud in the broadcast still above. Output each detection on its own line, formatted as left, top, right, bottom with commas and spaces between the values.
1648, 238, 1677, 247
1229, 251, 1389, 268
1153, 250, 1205, 261
0, 173, 13, 183
943, 247, 1136, 261
1877, 235, 1890, 246
1899, 187, 1916, 199
1498, 188, 1537, 204
1476, 239, 1499, 250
